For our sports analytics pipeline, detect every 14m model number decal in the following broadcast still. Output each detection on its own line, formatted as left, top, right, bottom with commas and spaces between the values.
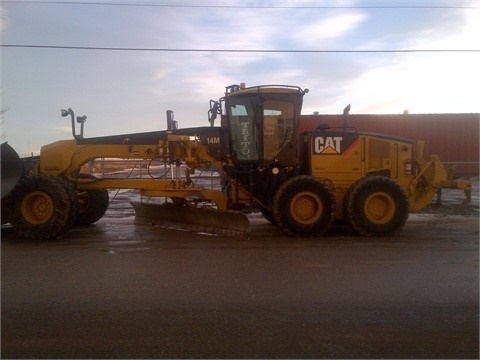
206, 137, 221, 144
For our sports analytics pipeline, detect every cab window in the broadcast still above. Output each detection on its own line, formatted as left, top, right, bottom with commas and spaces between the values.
263, 100, 295, 160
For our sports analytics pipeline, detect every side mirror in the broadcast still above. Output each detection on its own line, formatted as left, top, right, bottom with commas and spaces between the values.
60, 108, 86, 140
208, 100, 220, 127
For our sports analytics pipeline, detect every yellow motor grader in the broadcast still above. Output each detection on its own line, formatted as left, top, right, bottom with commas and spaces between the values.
1, 84, 471, 240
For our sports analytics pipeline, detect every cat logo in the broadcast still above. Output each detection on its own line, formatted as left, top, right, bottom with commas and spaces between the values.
314, 136, 343, 154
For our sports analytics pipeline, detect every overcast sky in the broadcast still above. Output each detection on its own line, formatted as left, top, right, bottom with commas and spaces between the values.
1, 0, 479, 155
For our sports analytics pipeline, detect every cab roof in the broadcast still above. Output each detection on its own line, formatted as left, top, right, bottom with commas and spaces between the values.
225, 84, 308, 97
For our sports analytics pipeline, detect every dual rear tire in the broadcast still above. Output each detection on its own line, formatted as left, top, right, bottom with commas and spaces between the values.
271, 175, 409, 237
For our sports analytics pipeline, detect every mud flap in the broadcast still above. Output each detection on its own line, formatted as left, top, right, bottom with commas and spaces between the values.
132, 202, 251, 239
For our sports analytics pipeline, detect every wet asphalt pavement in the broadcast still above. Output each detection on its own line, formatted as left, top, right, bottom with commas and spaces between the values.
1, 212, 479, 359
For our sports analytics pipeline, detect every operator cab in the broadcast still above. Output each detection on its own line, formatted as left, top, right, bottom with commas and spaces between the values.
210, 83, 307, 167
208, 83, 308, 211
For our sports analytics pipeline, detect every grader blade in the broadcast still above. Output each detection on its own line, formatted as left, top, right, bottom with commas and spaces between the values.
132, 202, 251, 239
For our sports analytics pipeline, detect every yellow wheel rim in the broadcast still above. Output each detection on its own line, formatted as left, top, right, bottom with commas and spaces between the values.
290, 191, 322, 224
20, 191, 55, 225
364, 192, 396, 224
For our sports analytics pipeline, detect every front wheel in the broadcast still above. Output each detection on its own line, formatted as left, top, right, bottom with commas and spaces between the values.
344, 176, 409, 236
75, 188, 109, 226
273, 176, 336, 236
10, 175, 78, 240
75, 175, 109, 226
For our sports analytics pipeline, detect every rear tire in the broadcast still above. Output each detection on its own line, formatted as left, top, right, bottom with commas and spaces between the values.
344, 176, 409, 236
273, 175, 336, 236
10, 175, 78, 240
